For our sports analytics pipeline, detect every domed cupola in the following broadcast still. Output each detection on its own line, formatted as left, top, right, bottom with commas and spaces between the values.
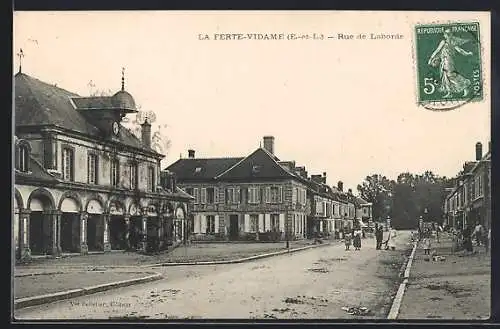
112, 90, 136, 111
111, 68, 137, 110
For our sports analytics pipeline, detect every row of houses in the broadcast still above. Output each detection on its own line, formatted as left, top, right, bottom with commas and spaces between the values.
164, 136, 373, 242
13, 70, 372, 260
443, 141, 491, 231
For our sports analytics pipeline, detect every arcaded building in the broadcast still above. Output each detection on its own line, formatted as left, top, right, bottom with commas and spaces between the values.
13, 71, 192, 260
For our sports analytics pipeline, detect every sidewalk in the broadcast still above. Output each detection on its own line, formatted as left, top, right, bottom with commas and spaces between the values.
16, 240, 320, 269
15, 270, 158, 299
397, 233, 490, 320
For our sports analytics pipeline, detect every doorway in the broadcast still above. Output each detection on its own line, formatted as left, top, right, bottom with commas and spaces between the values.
29, 211, 46, 254
229, 215, 239, 240
87, 214, 101, 251
61, 213, 79, 253
109, 216, 127, 250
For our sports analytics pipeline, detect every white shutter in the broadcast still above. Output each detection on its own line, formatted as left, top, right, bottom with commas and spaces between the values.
194, 215, 200, 233
279, 187, 283, 203
264, 214, 271, 231
201, 188, 207, 204
200, 215, 207, 233
258, 214, 264, 233
236, 187, 241, 204
265, 187, 271, 203
193, 188, 198, 204
214, 215, 219, 233
244, 214, 250, 232
279, 214, 285, 232
214, 187, 218, 203
256, 187, 261, 203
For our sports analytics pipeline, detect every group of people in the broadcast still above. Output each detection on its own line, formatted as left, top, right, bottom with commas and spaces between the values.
375, 225, 397, 250
343, 228, 363, 251
453, 221, 490, 254
343, 225, 398, 251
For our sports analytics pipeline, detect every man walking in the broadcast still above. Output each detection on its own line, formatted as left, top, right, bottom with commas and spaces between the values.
375, 225, 383, 250
473, 221, 484, 247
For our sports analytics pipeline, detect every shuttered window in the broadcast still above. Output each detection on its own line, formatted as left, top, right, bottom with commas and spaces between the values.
88, 154, 98, 184
62, 148, 74, 181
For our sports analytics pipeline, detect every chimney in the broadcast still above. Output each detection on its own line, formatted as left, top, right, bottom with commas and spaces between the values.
188, 149, 195, 159
141, 120, 152, 148
263, 136, 275, 155
322, 172, 327, 184
475, 142, 482, 161
337, 181, 343, 192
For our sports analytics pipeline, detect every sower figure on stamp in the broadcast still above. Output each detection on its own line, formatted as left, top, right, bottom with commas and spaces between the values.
427, 28, 473, 98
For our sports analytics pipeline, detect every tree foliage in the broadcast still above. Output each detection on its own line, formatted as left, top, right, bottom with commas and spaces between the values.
357, 171, 454, 229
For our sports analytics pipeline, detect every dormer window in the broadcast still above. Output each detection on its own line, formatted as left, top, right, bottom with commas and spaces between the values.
194, 167, 202, 174
18, 143, 30, 172
252, 165, 261, 174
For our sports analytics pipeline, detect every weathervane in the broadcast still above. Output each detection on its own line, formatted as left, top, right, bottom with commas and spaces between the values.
17, 48, 24, 73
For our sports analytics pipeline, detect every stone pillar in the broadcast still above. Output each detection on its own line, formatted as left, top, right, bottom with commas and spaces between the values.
49, 210, 62, 257
19, 209, 31, 260
124, 215, 131, 250
103, 214, 111, 252
79, 212, 88, 255
181, 218, 185, 243
141, 209, 148, 252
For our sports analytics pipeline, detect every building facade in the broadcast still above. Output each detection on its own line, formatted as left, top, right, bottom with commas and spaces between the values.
166, 136, 365, 241
165, 137, 312, 241
13, 72, 192, 260
444, 142, 491, 230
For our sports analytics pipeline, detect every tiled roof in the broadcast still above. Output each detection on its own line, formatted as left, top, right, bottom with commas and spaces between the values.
165, 157, 244, 182
215, 148, 294, 181
15, 156, 59, 184
71, 96, 116, 109
14, 73, 157, 154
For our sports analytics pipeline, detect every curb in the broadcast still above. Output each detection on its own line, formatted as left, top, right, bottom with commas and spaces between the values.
387, 242, 418, 320
15, 271, 66, 278
144, 242, 334, 267
14, 272, 163, 310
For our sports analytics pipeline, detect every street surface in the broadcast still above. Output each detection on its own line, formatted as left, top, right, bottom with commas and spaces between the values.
15, 231, 411, 320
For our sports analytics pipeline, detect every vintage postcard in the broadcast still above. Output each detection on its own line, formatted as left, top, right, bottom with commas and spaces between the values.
12, 11, 491, 321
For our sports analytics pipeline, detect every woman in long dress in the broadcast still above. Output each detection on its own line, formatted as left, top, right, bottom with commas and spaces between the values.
353, 229, 362, 250
386, 227, 397, 250
427, 29, 474, 98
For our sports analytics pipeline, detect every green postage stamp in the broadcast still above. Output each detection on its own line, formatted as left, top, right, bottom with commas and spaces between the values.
415, 22, 483, 110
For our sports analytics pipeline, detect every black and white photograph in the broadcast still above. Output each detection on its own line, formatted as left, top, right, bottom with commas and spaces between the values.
12, 11, 491, 321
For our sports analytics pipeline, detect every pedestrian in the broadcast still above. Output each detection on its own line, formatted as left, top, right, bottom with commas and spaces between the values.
473, 221, 484, 247
423, 233, 432, 255
375, 225, 383, 250
353, 229, 362, 250
486, 228, 491, 253
344, 230, 352, 251
463, 224, 474, 253
386, 226, 397, 250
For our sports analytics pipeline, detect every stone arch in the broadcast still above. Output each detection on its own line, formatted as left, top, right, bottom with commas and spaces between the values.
27, 188, 56, 211
106, 198, 125, 215
128, 201, 142, 216
14, 188, 24, 210
146, 201, 159, 216
58, 191, 83, 213
85, 194, 105, 214
17, 139, 32, 152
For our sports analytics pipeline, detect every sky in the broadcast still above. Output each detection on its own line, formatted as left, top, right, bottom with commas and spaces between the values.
13, 11, 491, 192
